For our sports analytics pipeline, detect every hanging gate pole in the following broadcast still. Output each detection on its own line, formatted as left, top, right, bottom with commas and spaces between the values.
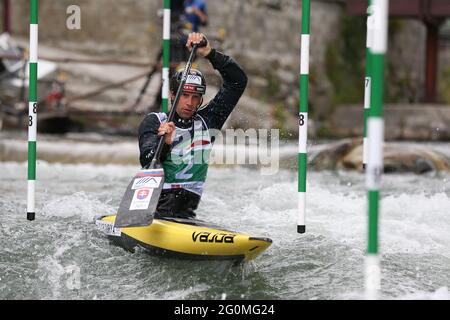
363, 0, 373, 170
27, 0, 38, 221
298, 0, 310, 234
162, 0, 171, 113
365, 0, 389, 300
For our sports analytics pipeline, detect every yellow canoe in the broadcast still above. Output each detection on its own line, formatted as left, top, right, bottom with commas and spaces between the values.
95, 215, 272, 262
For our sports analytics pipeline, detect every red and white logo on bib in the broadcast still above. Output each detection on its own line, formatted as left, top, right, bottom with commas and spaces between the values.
136, 188, 150, 200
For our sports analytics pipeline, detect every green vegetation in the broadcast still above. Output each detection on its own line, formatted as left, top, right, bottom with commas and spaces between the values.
273, 103, 289, 139
264, 70, 281, 102
385, 18, 416, 103
325, 15, 366, 106
325, 17, 408, 107
388, 18, 405, 36
440, 19, 450, 105
316, 123, 334, 139
439, 66, 450, 105
385, 63, 415, 103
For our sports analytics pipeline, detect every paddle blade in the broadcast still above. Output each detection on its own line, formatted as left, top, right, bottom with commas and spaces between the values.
114, 168, 165, 228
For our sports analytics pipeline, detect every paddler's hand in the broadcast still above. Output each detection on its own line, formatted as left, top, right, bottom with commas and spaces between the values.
186, 32, 211, 57
158, 122, 176, 145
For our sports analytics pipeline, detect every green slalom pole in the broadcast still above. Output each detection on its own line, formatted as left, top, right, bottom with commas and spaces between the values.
363, 0, 373, 170
162, 0, 170, 113
298, 0, 310, 234
27, 0, 38, 221
365, 0, 388, 300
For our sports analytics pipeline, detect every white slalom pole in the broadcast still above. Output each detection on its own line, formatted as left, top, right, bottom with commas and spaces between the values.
298, 0, 310, 234
27, 0, 38, 221
363, 0, 373, 170
365, 0, 389, 300
162, 0, 171, 113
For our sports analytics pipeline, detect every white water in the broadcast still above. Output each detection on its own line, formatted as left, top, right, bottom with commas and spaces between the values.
0, 140, 449, 300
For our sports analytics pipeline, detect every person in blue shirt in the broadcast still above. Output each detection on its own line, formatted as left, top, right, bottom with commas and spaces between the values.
183, 0, 208, 32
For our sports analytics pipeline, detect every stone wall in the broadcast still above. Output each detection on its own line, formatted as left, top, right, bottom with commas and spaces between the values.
9, 0, 162, 58
6, 0, 344, 121
0, 4, 3, 31
204, 0, 343, 122
386, 19, 426, 103
439, 36, 450, 104
330, 105, 450, 141
4, 0, 449, 139
7, 1, 439, 101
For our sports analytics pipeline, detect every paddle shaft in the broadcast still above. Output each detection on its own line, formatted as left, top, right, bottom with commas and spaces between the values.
147, 43, 202, 169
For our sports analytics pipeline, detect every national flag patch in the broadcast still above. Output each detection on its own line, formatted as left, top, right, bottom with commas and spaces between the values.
136, 189, 150, 200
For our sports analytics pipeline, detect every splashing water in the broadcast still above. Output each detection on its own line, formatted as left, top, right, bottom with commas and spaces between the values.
0, 153, 449, 300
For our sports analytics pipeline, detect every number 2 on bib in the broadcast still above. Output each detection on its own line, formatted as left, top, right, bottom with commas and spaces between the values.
175, 162, 194, 180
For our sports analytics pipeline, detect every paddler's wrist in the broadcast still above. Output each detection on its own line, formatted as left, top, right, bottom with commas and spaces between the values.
205, 48, 216, 61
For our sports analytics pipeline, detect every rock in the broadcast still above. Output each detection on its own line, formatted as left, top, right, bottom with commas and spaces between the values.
383, 145, 450, 174
314, 139, 450, 173
338, 144, 364, 170
310, 138, 361, 170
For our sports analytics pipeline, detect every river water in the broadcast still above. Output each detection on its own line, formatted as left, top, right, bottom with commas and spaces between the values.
0, 134, 449, 300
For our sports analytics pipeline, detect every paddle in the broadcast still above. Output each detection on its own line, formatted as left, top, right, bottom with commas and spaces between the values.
114, 40, 206, 228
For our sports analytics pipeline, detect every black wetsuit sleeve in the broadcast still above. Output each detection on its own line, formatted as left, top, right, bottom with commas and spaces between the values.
138, 114, 172, 168
197, 49, 248, 130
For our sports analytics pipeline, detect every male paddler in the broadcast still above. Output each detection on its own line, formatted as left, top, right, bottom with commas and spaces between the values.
138, 32, 247, 219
